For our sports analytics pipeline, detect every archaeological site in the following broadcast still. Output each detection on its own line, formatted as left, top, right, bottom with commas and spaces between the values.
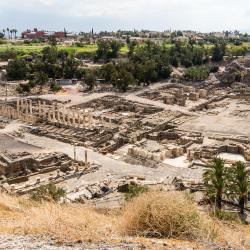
0, 57, 250, 210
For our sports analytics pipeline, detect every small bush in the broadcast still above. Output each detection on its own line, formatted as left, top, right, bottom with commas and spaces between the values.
30, 183, 66, 202
50, 82, 62, 92
209, 64, 219, 73
213, 209, 240, 222
119, 191, 209, 240
16, 84, 31, 94
184, 66, 209, 81
125, 184, 148, 200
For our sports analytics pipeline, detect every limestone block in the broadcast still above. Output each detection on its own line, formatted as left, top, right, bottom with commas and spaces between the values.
189, 92, 199, 101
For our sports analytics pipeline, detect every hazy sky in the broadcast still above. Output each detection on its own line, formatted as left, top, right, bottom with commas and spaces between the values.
0, 0, 250, 33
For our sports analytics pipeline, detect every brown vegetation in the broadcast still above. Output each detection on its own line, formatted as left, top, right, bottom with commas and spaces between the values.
119, 191, 214, 239
0, 191, 249, 249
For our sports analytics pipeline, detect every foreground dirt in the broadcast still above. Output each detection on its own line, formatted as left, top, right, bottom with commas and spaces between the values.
0, 235, 144, 250
0, 234, 223, 250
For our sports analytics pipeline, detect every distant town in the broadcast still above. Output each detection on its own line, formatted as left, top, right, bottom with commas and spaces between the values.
1, 27, 249, 44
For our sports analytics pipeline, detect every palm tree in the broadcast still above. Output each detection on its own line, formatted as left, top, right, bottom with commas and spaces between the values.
2, 29, 5, 37
10, 30, 13, 39
228, 161, 250, 216
6, 28, 9, 39
13, 29, 17, 39
203, 158, 227, 210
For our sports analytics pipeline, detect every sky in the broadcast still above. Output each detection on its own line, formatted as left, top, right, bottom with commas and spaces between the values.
0, 0, 250, 33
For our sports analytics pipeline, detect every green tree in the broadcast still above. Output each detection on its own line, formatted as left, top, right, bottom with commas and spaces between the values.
192, 47, 205, 65
100, 62, 117, 82
112, 69, 134, 92
6, 59, 27, 80
34, 71, 49, 92
203, 158, 228, 210
228, 161, 250, 216
127, 40, 138, 58
212, 43, 226, 62
109, 40, 122, 58
48, 36, 57, 46
95, 40, 122, 61
84, 70, 96, 90
95, 40, 110, 61
137, 60, 157, 84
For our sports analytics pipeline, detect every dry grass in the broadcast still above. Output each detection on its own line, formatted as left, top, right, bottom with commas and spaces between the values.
0, 191, 249, 248
0, 193, 115, 243
119, 191, 215, 240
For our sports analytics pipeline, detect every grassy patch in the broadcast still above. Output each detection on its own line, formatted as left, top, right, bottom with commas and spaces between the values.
30, 183, 66, 202
0, 43, 129, 56
125, 184, 148, 200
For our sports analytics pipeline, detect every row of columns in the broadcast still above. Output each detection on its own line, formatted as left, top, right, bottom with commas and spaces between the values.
0, 104, 37, 125
1, 99, 94, 128
36, 101, 93, 128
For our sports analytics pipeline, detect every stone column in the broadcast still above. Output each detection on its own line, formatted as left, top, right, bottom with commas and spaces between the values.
72, 110, 76, 125
20, 99, 24, 113
85, 150, 88, 166
38, 101, 41, 116
25, 100, 29, 115
57, 106, 61, 123
82, 115, 86, 127
88, 113, 92, 127
77, 111, 81, 127
29, 100, 33, 115
62, 108, 66, 124
16, 100, 20, 112
43, 101, 47, 119
52, 104, 56, 122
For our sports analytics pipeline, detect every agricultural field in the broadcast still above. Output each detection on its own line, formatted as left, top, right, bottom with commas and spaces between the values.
0, 43, 129, 56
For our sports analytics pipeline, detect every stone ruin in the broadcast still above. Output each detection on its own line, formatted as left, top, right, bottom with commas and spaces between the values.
0, 118, 8, 129
27, 96, 165, 154
187, 135, 250, 163
0, 98, 94, 127
218, 58, 250, 85
138, 83, 208, 107
0, 150, 100, 194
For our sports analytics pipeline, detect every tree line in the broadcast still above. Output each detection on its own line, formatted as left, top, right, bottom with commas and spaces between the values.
5, 39, 227, 93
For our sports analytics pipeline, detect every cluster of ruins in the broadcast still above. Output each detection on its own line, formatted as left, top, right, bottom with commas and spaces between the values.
0, 59, 250, 203
0, 149, 100, 195
139, 84, 208, 107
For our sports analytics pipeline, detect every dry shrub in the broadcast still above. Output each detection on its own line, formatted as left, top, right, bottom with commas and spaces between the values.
0, 193, 23, 212
119, 191, 211, 240
0, 193, 115, 243
213, 220, 250, 248
0, 192, 249, 248
17, 202, 115, 243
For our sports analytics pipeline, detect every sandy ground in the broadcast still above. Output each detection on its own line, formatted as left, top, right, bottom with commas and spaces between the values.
180, 99, 250, 136
217, 152, 246, 162
0, 134, 43, 153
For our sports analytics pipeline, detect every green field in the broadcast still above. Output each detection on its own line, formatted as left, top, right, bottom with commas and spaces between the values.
0, 42, 249, 58
0, 43, 129, 55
